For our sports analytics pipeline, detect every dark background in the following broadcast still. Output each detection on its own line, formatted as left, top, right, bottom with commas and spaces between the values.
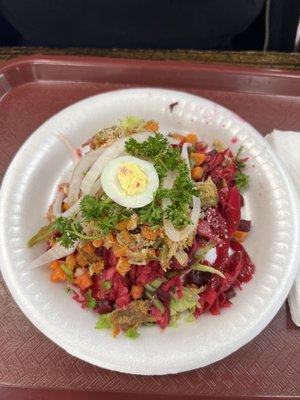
0, 0, 299, 51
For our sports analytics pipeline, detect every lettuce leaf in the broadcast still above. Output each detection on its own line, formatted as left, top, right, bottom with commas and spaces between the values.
119, 116, 145, 130
170, 287, 204, 316
95, 313, 112, 329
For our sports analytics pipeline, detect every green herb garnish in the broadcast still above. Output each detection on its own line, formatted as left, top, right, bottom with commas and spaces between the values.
86, 289, 97, 309
125, 133, 181, 178
102, 281, 112, 290
95, 313, 112, 329
80, 195, 132, 235
158, 163, 199, 229
235, 146, 250, 192
125, 328, 140, 339
235, 170, 250, 192
52, 216, 99, 248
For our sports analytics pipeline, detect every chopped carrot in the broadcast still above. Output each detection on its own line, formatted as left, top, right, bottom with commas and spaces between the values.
92, 260, 105, 274
103, 233, 117, 249
185, 133, 198, 144
191, 152, 206, 166
116, 220, 128, 230
141, 226, 160, 241
191, 166, 204, 181
121, 230, 132, 244
66, 254, 77, 270
107, 233, 116, 244
116, 257, 131, 276
62, 202, 69, 211
50, 260, 60, 270
144, 120, 159, 132
51, 266, 67, 282
170, 133, 186, 142
74, 272, 92, 290
75, 252, 88, 268
82, 242, 95, 256
233, 231, 248, 243
92, 238, 104, 248
130, 285, 144, 300
113, 244, 128, 257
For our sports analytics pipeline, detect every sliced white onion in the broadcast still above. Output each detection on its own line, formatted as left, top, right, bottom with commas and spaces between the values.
181, 142, 191, 173
80, 132, 153, 195
68, 148, 103, 206
204, 247, 217, 264
90, 177, 103, 196
27, 241, 79, 270
162, 145, 201, 242
57, 133, 81, 164
52, 191, 65, 216
163, 196, 200, 242
62, 197, 81, 217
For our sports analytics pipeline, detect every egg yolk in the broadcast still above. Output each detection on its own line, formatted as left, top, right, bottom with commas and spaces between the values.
117, 163, 148, 196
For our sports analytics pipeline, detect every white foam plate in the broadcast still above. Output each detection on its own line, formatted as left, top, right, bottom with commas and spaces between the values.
0, 88, 299, 375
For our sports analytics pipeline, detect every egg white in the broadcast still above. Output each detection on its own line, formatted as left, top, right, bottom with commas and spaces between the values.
100, 155, 159, 208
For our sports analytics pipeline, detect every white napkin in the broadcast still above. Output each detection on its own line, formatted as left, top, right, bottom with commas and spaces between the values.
265, 130, 300, 326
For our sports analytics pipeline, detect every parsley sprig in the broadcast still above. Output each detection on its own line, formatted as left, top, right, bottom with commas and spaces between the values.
125, 133, 181, 178
137, 164, 198, 229
52, 216, 100, 248
159, 164, 199, 229
80, 194, 133, 235
234, 146, 250, 192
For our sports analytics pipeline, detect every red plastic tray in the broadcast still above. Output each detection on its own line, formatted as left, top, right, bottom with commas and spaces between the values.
0, 56, 299, 400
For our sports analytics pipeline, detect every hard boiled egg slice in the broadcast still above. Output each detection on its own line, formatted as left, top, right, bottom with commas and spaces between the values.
100, 155, 159, 208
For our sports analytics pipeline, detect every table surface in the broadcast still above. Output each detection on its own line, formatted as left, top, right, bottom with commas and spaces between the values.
0, 47, 299, 400
0, 47, 299, 68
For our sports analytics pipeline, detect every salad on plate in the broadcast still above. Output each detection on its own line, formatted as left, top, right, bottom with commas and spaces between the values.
28, 116, 255, 338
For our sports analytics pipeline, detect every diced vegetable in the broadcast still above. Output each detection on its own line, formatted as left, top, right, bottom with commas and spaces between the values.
75, 252, 89, 268
92, 238, 104, 248
191, 152, 206, 166
92, 260, 105, 274
74, 271, 92, 290
191, 166, 204, 181
144, 120, 159, 132
66, 254, 77, 270
51, 265, 67, 282
170, 287, 204, 315
116, 257, 131, 276
95, 313, 112, 329
233, 230, 248, 243
113, 244, 128, 257
130, 285, 144, 300
141, 226, 160, 241
185, 133, 198, 144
